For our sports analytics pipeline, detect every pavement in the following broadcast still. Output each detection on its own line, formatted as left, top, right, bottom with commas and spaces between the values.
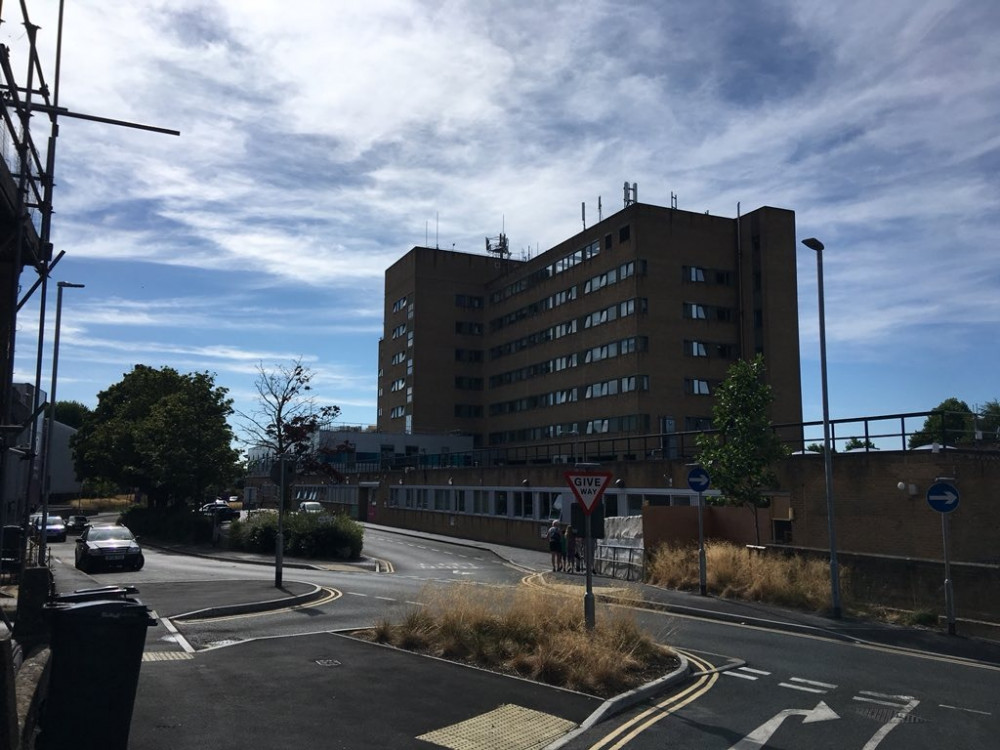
44, 523, 1000, 750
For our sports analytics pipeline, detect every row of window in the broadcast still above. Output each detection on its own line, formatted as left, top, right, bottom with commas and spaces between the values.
683, 302, 733, 322
489, 228, 628, 304
455, 294, 483, 308
455, 321, 483, 336
583, 260, 641, 294
684, 378, 720, 395
488, 374, 649, 417
488, 336, 648, 388
391, 323, 407, 338
488, 413, 650, 444
489, 297, 646, 360
682, 266, 734, 286
489, 285, 577, 332
684, 339, 735, 358
583, 298, 645, 329
391, 295, 408, 313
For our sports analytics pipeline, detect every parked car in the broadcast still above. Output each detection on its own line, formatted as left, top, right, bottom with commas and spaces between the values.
199, 503, 239, 521
297, 501, 323, 514
33, 515, 67, 543
64, 514, 90, 534
75, 524, 144, 572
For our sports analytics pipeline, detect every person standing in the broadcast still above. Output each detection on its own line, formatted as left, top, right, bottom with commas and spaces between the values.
564, 525, 575, 573
547, 519, 562, 571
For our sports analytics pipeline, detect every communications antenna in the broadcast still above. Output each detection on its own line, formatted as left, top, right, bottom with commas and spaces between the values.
623, 181, 637, 207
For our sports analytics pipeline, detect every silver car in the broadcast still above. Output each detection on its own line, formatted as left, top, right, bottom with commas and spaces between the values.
75, 525, 144, 573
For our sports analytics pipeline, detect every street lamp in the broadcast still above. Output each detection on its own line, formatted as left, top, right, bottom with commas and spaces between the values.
801, 237, 841, 618
38, 281, 85, 566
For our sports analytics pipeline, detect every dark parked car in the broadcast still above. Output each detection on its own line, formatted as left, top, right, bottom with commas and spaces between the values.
199, 503, 239, 521
64, 514, 90, 534
75, 525, 144, 572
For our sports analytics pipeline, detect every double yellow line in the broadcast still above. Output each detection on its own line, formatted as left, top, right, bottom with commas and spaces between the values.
587, 650, 718, 750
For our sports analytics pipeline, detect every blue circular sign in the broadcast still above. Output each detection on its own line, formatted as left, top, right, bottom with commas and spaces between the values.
926, 482, 959, 513
687, 467, 710, 493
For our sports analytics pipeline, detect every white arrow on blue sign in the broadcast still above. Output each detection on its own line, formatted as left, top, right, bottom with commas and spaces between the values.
926, 482, 959, 513
687, 467, 710, 492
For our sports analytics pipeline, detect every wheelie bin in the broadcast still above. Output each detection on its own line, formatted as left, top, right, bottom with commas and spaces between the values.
37, 597, 156, 750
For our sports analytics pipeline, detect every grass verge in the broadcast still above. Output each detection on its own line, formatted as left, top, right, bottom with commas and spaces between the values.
353, 585, 678, 698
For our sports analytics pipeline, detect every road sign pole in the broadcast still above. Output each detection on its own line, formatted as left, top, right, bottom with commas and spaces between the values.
275, 456, 285, 588
942, 512, 955, 635
697, 490, 707, 596
584, 513, 595, 630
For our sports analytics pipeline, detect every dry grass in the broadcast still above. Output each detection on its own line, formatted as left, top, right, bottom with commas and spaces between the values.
70, 496, 135, 514
357, 585, 678, 698
647, 541, 850, 612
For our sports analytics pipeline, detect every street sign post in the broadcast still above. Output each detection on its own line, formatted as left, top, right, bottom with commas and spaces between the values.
927, 481, 960, 634
564, 470, 612, 630
688, 466, 711, 595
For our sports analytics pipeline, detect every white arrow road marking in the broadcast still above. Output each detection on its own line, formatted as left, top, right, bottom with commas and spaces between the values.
728, 702, 839, 749
854, 691, 920, 750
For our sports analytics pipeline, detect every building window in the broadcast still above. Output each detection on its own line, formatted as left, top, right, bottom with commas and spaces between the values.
684, 266, 706, 283
407, 331, 414, 347
685, 340, 708, 357
391, 324, 406, 339
455, 490, 466, 513
391, 351, 406, 365
390, 378, 405, 392
455, 321, 483, 335
494, 491, 508, 517
685, 416, 713, 431
392, 296, 408, 312
683, 303, 708, 320
390, 405, 405, 418
685, 378, 711, 395
455, 294, 483, 308
455, 376, 483, 390
619, 225, 630, 243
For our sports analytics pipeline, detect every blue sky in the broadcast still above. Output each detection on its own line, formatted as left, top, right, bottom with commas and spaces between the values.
7, 0, 999, 444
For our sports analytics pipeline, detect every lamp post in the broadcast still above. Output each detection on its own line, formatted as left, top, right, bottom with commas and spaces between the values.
38, 281, 85, 566
801, 238, 841, 618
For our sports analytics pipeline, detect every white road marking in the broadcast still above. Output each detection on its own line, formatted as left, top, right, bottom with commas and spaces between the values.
860, 696, 920, 750
939, 704, 991, 716
723, 671, 759, 681
740, 667, 771, 676
779, 682, 828, 694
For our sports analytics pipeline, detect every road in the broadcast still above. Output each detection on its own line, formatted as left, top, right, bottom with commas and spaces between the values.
48, 522, 1000, 749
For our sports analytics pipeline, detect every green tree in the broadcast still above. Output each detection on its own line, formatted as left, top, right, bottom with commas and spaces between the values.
843, 437, 876, 451
237, 359, 341, 512
907, 397, 973, 448
54, 400, 92, 429
71, 365, 239, 508
696, 355, 789, 545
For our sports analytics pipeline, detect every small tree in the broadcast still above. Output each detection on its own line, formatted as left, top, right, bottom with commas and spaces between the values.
907, 397, 973, 448
237, 359, 341, 512
54, 400, 92, 429
696, 355, 789, 545
843, 437, 876, 451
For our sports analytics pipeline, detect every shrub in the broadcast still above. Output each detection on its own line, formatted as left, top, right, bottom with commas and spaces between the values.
228, 512, 363, 559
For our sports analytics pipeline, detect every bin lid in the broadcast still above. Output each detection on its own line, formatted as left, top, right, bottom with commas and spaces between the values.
52, 585, 140, 603
44, 598, 157, 626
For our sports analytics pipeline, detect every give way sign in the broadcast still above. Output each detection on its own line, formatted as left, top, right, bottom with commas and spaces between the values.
564, 470, 613, 515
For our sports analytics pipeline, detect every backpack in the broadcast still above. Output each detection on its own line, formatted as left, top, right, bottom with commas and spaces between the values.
547, 525, 561, 542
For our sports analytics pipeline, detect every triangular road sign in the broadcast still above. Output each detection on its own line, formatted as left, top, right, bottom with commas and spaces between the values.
564, 470, 613, 515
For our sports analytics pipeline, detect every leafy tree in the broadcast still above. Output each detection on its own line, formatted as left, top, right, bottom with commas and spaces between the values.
54, 400, 92, 429
696, 355, 789, 545
843, 437, 876, 451
805, 443, 826, 453
237, 359, 342, 512
71, 365, 240, 508
907, 397, 973, 448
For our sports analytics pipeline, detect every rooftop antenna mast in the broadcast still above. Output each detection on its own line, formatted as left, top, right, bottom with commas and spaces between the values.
485, 215, 509, 267
598, 196, 602, 222
623, 181, 637, 207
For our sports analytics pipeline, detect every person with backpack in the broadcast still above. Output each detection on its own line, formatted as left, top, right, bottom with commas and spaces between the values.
547, 519, 563, 571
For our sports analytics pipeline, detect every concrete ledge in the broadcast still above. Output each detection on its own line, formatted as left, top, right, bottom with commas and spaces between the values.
170, 582, 326, 621
544, 653, 690, 749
